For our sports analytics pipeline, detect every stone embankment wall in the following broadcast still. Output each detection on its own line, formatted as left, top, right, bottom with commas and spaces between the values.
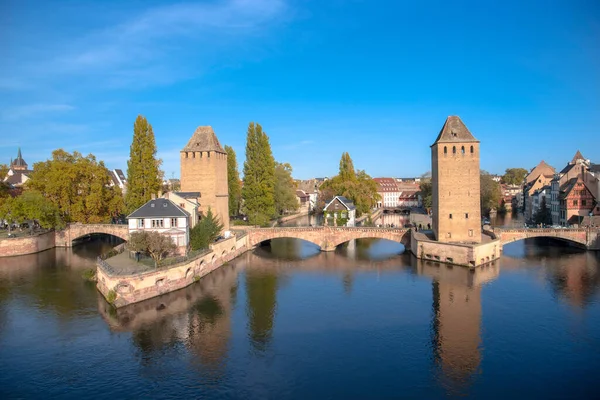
411, 231, 501, 267
97, 235, 247, 308
0, 231, 56, 257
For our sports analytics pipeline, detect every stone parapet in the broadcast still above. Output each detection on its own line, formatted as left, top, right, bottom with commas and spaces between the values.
0, 231, 55, 257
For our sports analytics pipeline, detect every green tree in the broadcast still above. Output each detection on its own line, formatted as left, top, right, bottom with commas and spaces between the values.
242, 122, 276, 226
225, 145, 242, 217
0, 164, 9, 199
128, 231, 177, 267
534, 196, 552, 225
480, 171, 501, 216
17, 191, 64, 232
502, 168, 528, 186
27, 149, 123, 223
126, 115, 162, 213
274, 162, 299, 217
189, 208, 224, 251
320, 152, 380, 216
419, 179, 432, 209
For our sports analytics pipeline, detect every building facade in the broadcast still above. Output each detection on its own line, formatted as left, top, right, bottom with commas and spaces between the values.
374, 178, 400, 208
180, 126, 229, 231
431, 116, 481, 243
4, 148, 32, 188
127, 198, 190, 254
559, 177, 596, 226
163, 191, 202, 229
323, 196, 356, 227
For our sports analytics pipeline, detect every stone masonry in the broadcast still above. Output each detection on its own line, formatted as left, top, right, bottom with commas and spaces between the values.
180, 126, 230, 231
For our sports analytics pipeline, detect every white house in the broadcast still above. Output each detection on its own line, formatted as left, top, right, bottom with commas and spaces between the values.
163, 191, 201, 228
323, 196, 356, 227
127, 198, 190, 254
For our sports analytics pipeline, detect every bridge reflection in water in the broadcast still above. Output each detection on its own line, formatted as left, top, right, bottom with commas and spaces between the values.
97, 238, 499, 391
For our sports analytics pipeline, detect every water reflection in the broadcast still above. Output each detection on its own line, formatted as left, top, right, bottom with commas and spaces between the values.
419, 260, 499, 393
1, 236, 599, 397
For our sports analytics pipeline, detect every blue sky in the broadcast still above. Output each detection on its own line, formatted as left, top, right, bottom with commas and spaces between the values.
1, 0, 599, 180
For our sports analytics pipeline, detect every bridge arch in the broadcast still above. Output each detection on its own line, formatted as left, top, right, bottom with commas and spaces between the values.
498, 229, 588, 248
60, 224, 129, 247
247, 227, 411, 252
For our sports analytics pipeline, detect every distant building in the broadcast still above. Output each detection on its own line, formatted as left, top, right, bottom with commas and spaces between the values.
531, 185, 551, 220
297, 179, 324, 210
323, 196, 356, 227
374, 177, 400, 208
4, 148, 33, 188
490, 174, 502, 183
127, 197, 190, 254
108, 169, 127, 192
558, 177, 596, 226
295, 190, 310, 209
550, 151, 599, 225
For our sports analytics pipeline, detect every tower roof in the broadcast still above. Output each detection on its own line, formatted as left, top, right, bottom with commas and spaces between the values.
182, 126, 225, 153
571, 150, 585, 164
432, 116, 479, 146
11, 147, 27, 167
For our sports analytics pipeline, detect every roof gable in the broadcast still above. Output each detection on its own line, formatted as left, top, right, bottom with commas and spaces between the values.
323, 196, 356, 211
571, 150, 585, 163
182, 126, 225, 153
432, 116, 478, 146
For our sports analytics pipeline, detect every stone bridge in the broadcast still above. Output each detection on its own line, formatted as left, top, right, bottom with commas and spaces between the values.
55, 224, 129, 247
494, 228, 600, 250
245, 226, 412, 251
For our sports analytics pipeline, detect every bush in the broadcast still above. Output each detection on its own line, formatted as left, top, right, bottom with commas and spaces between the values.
82, 268, 97, 281
106, 290, 117, 304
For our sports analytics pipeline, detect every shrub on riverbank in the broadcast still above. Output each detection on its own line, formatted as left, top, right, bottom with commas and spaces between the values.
82, 268, 97, 282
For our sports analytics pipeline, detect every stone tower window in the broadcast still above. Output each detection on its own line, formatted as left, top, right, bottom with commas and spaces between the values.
470, 145, 474, 154
449, 213, 453, 219
192, 152, 196, 158
465, 213, 469, 219
185, 152, 189, 158
461, 146, 465, 155
444, 146, 447, 155
452, 146, 456, 154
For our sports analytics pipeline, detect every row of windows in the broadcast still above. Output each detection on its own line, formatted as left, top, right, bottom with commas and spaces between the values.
137, 218, 180, 228
443, 145, 474, 155
183, 151, 225, 159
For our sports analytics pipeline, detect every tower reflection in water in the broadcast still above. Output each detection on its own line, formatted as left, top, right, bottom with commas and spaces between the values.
96, 237, 600, 395
418, 259, 499, 393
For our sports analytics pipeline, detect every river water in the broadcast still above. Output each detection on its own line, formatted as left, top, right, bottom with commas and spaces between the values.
0, 236, 599, 399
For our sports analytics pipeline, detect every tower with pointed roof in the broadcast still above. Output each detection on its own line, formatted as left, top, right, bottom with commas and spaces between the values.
431, 116, 481, 243
10, 147, 28, 171
180, 126, 229, 230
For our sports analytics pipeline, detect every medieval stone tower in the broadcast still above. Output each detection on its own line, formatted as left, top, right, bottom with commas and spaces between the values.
180, 126, 229, 230
431, 116, 481, 243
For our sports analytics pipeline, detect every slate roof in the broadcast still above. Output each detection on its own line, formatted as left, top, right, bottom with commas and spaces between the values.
432, 116, 479, 146
174, 191, 201, 199
590, 163, 600, 174
182, 126, 225, 153
114, 169, 126, 181
127, 198, 190, 219
4, 170, 32, 186
324, 196, 356, 211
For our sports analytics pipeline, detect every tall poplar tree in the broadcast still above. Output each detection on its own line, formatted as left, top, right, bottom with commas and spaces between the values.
225, 145, 242, 217
242, 122, 275, 226
126, 115, 162, 213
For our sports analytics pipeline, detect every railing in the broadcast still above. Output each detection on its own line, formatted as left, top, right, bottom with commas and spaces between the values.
130, 247, 212, 269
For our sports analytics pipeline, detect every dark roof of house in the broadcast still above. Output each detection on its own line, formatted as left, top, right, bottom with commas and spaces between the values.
432, 116, 479, 146
108, 171, 119, 186
324, 196, 356, 211
590, 163, 600, 173
182, 126, 225, 153
4, 170, 32, 185
127, 198, 190, 219
295, 190, 309, 198
114, 169, 126, 181
174, 191, 201, 199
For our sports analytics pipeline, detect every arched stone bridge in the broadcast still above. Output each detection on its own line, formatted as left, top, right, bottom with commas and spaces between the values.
245, 226, 412, 251
56, 224, 129, 247
494, 228, 600, 250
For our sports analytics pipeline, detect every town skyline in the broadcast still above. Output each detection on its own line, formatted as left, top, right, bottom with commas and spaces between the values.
2, 0, 599, 178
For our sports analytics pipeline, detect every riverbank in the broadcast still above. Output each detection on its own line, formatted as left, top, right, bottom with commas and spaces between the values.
0, 230, 56, 257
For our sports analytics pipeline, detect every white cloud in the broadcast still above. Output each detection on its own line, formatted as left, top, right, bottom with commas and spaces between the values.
1, 104, 75, 121
53, 0, 288, 85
